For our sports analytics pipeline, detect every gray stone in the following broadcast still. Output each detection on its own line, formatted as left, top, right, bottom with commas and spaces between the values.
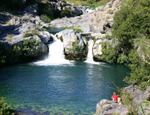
39, 31, 51, 44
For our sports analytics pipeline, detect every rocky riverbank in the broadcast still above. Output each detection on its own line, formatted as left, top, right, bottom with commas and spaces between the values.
95, 85, 150, 115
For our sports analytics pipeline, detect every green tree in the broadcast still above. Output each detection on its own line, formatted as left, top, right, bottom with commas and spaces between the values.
23, 39, 40, 57
112, 0, 150, 54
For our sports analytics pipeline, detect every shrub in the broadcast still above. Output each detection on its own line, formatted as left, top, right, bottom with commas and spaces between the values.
38, 3, 54, 20
112, 0, 150, 54
0, 43, 20, 65
68, 42, 84, 54
23, 30, 40, 38
60, 7, 72, 18
105, 34, 112, 40
120, 90, 138, 115
100, 30, 105, 34
108, 10, 113, 14
6, 34, 13, 42
23, 39, 40, 57
40, 14, 51, 23
0, 97, 15, 115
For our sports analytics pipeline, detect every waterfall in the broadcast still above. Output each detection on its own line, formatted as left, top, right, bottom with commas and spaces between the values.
85, 40, 99, 64
33, 34, 73, 66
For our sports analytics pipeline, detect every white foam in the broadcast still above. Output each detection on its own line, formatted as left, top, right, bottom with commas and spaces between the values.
33, 34, 74, 66
85, 40, 100, 65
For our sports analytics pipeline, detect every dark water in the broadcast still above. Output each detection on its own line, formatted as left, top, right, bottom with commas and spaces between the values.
0, 61, 130, 114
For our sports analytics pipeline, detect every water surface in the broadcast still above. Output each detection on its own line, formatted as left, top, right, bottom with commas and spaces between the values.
0, 61, 130, 114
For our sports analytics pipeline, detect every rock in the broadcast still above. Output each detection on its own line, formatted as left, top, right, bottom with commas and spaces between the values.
96, 99, 128, 115
125, 85, 150, 104
39, 31, 52, 44
56, 29, 87, 60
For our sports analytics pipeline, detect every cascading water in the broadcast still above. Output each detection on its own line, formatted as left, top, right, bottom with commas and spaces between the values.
85, 40, 99, 64
33, 34, 73, 66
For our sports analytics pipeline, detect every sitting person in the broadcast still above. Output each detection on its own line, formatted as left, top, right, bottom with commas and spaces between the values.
117, 95, 122, 104
111, 92, 118, 103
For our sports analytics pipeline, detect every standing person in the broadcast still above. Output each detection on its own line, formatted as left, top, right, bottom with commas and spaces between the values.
111, 92, 118, 103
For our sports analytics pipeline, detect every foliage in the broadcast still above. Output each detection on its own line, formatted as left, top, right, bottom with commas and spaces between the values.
124, 50, 150, 90
23, 30, 40, 38
0, 97, 15, 115
112, 0, 150, 55
105, 34, 113, 40
61, 26, 83, 33
38, 3, 54, 20
40, 14, 51, 23
142, 100, 150, 106
65, 0, 110, 8
36, 24, 42, 29
120, 89, 138, 115
107, 10, 113, 14
0, 43, 20, 65
23, 39, 40, 57
100, 30, 105, 34
60, 7, 72, 18
68, 42, 84, 54
6, 34, 13, 42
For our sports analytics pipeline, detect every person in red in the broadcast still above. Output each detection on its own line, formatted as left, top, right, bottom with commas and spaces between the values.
111, 92, 118, 103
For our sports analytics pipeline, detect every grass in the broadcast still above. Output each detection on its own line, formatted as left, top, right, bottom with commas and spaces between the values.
6, 34, 13, 42
61, 26, 83, 33
108, 10, 114, 14
23, 30, 40, 38
36, 24, 42, 29
65, 0, 111, 8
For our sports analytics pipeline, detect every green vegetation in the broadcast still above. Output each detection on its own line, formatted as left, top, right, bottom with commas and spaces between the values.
36, 24, 42, 29
0, 44, 20, 65
120, 90, 138, 115
61, 26, 83, 33
40, 14, 51, 23
65, 0, 111, 8
60, 7, 72, 18
68, 42, 84, 54
38, 3, 54, 22
6, 34, 13, 42
105, 34, 112, 40
97, 0, 150, 90
23, 39, 40, 57
0, 97, 15, 115
23, 30, 40, 38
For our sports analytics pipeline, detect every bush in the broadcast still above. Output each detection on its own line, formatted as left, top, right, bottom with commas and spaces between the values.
0, 97, 15, 115
38, 3, 54, 20
68, 42, 84, 54
60, 7, 72, 17
0, 43, 20, 65
105, 34, 112, 40
112, 0, 150, 54
40, 14, 51, 23
23, 30, 40, 38
23, 39, 40, 57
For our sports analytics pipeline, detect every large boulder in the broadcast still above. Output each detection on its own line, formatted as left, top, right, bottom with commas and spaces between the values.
56, 29, 87, 60
39, 31, 53, 44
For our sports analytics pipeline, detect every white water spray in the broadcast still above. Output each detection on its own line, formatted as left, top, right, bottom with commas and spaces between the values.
33, 34, 73, 66
85, 40, 99, 64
